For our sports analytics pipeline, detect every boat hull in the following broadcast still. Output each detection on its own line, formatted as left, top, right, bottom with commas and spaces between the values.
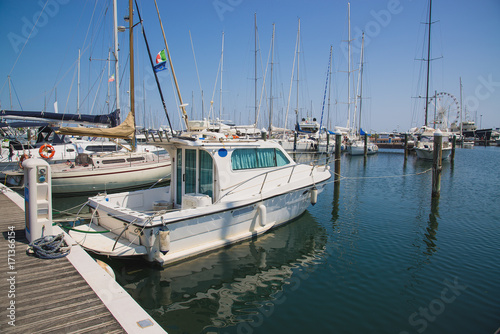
76, 182, 327, 265
414, 147, 452, 160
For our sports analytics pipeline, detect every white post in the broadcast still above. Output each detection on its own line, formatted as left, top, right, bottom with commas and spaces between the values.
23, 159, 52, 242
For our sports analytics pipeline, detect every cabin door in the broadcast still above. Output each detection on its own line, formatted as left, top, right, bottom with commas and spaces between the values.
175, 148, 214, 205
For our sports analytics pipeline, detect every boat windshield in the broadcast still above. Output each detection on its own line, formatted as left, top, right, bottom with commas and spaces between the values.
231, 148, 290, 170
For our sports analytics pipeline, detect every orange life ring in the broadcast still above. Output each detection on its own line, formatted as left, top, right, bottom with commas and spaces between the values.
39, 144, 55, 159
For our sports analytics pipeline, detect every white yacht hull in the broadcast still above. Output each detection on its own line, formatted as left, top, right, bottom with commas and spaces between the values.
72, 182, 326, 265
347, 142, 378, 156
414, 146, 452, 160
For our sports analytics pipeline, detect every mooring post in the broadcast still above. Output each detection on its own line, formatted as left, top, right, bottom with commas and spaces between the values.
335, 134, 342, 182
293, 131, 297, 151
432, 130, 443, 198
404, 133, 408, 161
451, 134, 456, 162
326, 133, 330, 154
364, 134, 368, 157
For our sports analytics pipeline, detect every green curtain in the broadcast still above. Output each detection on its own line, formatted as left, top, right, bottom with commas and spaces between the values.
199, 150, 213, 198
232, 148, 290, 170
185, 149, 196, 194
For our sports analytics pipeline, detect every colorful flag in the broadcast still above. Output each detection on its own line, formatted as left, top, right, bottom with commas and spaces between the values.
156, 49, 167, 64
154, 62, 167, 72
108, 74, 115, 82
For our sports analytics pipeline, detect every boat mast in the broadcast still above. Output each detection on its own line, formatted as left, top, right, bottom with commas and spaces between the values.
424, 0, 432, 127
220, 31, 224, 124
358, 32, 365, 133
154, 0, 189, 131
268, 23, 275, 135
255, 13, 258, 126
8, 75, 12, 109
346, 2, 352, 133
77, 48, 80, 114
128, 0, 136, 151
296, 18, 300, 121
112, 0, 120, 111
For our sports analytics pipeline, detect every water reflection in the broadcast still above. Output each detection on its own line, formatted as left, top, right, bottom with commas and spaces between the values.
108, 211, 327, 334
424, 197, 440, 255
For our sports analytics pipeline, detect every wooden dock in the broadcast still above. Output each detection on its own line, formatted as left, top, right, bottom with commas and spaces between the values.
0, 187, 166, 333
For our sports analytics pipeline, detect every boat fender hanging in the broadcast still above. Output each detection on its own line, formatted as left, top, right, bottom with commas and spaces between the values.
258, 204, 267, 227
159, 228, 170, 254
310, 187, 318, 205
39, 144, 55, 159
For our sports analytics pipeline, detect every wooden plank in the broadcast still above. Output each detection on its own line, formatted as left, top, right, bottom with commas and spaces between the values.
0, 193, 125, 333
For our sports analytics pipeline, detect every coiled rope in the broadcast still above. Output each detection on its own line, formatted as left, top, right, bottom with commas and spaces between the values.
27, 234, 71, 259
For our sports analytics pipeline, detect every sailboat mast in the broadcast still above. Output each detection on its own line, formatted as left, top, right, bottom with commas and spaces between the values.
113, 0, 120, 110
296, 18, 300, 118
77, 48, 80, 114
347, 2, 351, 131
254, 13, 258, 125
358, 32, 365, 132
424, 0, 432, 127
220, 31, 224, 123
8, 75, 12, 109
128, 0, 136, 151
269, 23, 275, 135
154, 0, 189, 131
327, 45, 333, 130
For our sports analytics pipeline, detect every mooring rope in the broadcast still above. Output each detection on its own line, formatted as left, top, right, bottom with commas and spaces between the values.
27, 234, 71, 259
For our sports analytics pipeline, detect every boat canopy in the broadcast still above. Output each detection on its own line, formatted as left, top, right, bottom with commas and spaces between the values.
0, 109, 120, 127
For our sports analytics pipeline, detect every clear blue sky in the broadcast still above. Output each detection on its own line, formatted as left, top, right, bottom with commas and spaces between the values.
1, 0, 499, 133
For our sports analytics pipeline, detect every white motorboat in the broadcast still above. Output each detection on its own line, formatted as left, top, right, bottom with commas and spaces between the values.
414, 127, 452, 161
68, 131, 331, 265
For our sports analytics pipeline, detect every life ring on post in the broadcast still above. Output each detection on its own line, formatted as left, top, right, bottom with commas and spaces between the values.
39, 144, 55, 159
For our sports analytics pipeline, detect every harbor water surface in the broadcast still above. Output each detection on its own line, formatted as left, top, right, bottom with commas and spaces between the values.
55, 147, 500, 334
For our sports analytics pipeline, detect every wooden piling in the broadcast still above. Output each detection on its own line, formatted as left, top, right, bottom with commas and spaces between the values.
335, 134, 342, 182
404, 133, 408, 160
432, 130, 443, 198
326, 133, 330, 153
451, 134, 456, 162
364, 134, 368, 157
293, 131, 297, 151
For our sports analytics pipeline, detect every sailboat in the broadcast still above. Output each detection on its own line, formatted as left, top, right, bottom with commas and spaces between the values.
413, 0, 452, 160
67, 2, 331, 265
4, 0, 171, 194
342, 7, 378, 156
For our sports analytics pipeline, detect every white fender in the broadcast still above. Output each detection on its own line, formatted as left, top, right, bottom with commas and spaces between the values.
159, 228, 170, 254
258, 204, 267, 227
310, 187, 318, 205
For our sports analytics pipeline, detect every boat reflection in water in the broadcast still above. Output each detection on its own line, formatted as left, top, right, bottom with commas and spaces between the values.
109, 211, 327, 333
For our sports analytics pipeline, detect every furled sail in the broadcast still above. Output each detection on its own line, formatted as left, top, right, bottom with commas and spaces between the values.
56, 110, 135, 139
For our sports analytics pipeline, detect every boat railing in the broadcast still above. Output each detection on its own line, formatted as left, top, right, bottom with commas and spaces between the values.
216, 161, 324, 204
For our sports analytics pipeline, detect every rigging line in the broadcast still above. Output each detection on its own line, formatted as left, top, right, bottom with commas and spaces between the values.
189, 30, 205, 118
283, 27, 298, 134
10, 79, 24, 111
90, 61, 106, 115
255, 33, 273, 130
64, 65, 76, 113
0, 0, 49, 96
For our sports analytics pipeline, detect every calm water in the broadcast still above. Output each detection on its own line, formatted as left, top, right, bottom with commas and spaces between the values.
54, 147, 500, 334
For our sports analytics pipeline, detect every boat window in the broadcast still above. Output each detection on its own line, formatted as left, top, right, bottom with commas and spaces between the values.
127, 157, 145, 162
101, 158, 126, 164
85, 145, 118, 152
176, 149, 182, 205
231, 148, 290, 170
199, 150, 213, 198
185, 149, 197, 194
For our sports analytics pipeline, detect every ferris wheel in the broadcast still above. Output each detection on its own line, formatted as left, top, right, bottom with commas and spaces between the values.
427, 92, 460, 130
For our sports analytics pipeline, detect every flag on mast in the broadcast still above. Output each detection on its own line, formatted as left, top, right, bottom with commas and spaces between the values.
108, 74, 115, 82
154, 49, 167, 72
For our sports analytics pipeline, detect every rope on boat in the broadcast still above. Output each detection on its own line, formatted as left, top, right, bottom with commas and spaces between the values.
27, 234, 71, 259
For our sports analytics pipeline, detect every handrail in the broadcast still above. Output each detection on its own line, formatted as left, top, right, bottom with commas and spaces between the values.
215, 161, 326, 204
